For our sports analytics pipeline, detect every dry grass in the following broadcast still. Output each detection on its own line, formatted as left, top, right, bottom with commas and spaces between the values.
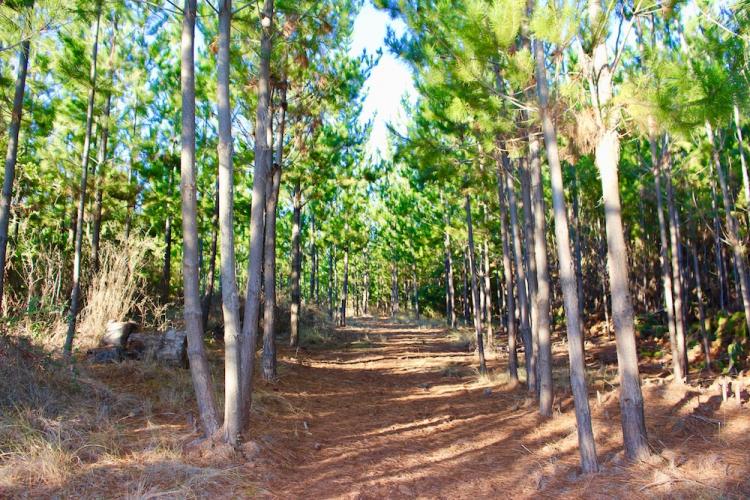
77, 240, 166, 350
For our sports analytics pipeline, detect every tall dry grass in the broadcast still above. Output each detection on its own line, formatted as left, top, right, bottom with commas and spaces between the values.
77, 239, 166, 349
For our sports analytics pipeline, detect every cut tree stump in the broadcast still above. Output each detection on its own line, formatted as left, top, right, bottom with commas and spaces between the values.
100, 320, 139, 348
127, 329, 189, 368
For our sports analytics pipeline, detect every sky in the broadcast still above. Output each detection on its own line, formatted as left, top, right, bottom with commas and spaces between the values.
348, 2, 417, 159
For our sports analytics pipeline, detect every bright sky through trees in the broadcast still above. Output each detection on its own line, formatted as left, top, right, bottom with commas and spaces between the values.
350, 1, 416, 157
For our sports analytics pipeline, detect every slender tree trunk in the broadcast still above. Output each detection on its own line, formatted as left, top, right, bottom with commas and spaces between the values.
649, 132, 682, 382
586, 0, 649, 457
535, 38, 597, 471
364, 265, 370, 314
706, 121, 750, 337
391, 261, 399, 317
240, 0, 274, 422
444, 216, 457, 327
482, 238, 493, 349
412, 265, 419, 320
506, 155, 533, 389
309, 211, 317, 304
202, 179, 219, 331
495, 152, 518, 382
571, 165, 585, 341
461, 252, 469, 323
91, 20, 117, 273
261, 75, 286, 381
340, 248, 349, 326
178, 0, 219, 436
691, 247, 711, 372
63, 5, 101, 355
328, 245, 334, 321
161, 191, 173, 303
0, 21, 32, 313
216, 0, 241, 444
465, 193, 487, 375
290, 182, 302, 347
664, 150, 688, 380
262, 163, 281, 381
529, 129, 553, 415
521, 156, 539, 393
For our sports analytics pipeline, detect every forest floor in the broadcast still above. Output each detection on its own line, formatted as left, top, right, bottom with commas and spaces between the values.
2, 315, 750, 498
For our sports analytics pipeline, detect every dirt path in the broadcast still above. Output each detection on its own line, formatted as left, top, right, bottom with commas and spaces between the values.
256, 317, 558, 498
248, 317, 749, 499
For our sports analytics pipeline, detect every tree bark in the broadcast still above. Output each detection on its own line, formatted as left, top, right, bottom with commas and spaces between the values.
340, 248, 349, 326
328, 245, 334, 321
505, 155, 533, 390
0, 17, 32, 314
391, 261, 399, 317
216, 0, 242, 444
706, 121, 750, 337
529, 130, 553, 416
494, 152, 518, 382
261, 76, 286, 381
64, 5, 102, 355
571, 165, 585, 342
535, 38, 598, 471
465, 193, 487, 375
178, 0, 219, 437
240, 0, 273, 422
649, 131, 682, 382
290, 182, 302, 347
202, 179, 219, 331
585, 0, 649, 458
482, 238, 493, 349
664, 150, 688, 380
521, 156, 538, 393
91, 19, 117, 273
691, 247, 710, 372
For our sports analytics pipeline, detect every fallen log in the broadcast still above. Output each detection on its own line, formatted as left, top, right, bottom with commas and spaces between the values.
100, 320, 138, 348
128, 329, 188, 368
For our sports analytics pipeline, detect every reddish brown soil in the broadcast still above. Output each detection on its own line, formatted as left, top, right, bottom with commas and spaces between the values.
248, 317, 750, 499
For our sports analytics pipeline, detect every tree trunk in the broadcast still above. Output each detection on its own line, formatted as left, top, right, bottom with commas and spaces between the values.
571, 165, 585, 342
202, 179, 219, 331
216, 0, 242, 444
535, 38, 597, 471
691, 247, 711, 372
328, 246, 334, 321
261, 75, 286, 381
664, 150, 688, 380
64, 5, 102, 355
0, 19, 31, 314
461, 252, 469, 323
465, 193, 487, 375
91, 20, 117, 273
290, 182, 302, 347
521, 156, 538, 393
391, 261, 399, 316
482, 238, 493, 349
240, 0, 274, 422
178, 0, 219, 437
309, 211, 317, 304
649, 131, 682, 382
706, 121, 750, 337
505, 155, 533, 390
586, 0, 649, 457
596, 128, 649, 460
340, 248, 349, 326
495, 152, 518, 382
412, 264, 420, 320
161, 203, 172, 303
529, 130, 553, 415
